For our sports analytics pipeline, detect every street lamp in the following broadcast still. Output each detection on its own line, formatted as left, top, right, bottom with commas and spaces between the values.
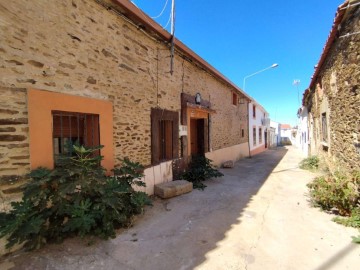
242, 63, 278, 159
243, 63, 279, 91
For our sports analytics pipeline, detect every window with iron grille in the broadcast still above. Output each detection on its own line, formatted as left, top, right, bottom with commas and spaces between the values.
52, 111, 100, 164
259, 127, 262, 143
253, 105, 256, 118
253, 127, 256, 146
321, 112, 327, 142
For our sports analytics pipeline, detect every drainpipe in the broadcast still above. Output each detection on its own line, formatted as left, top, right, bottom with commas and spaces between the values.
247, 100, 252, 158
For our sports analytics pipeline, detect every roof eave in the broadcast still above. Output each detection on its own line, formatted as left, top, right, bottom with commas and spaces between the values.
308, 1, 349, 90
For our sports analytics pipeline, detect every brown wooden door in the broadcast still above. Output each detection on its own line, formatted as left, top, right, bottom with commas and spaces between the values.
190, 119, 198, 155
265, 130, 268, 148
190, 118, 206, 155
197, 119, 205, 154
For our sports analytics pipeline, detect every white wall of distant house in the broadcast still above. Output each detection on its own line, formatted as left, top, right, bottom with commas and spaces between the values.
270, 120, 281, 146
296, 106, 309, 156
249, 102, 268, 151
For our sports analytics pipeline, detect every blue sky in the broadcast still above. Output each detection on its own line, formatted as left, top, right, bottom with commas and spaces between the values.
131, 0, 343, 126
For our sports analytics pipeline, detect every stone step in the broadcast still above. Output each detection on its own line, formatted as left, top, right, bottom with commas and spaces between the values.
154, 180, 193, 199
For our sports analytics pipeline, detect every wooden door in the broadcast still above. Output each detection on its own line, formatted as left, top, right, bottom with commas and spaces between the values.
190, 119, 198, 155
197, 119, 205, 154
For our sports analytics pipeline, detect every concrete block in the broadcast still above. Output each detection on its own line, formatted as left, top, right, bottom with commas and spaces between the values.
154, 180, 193, 199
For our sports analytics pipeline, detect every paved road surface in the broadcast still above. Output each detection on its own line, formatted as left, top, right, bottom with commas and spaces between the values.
1, 146, 359, 270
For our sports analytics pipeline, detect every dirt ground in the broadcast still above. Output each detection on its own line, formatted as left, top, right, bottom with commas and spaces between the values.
1, 146, 359, 270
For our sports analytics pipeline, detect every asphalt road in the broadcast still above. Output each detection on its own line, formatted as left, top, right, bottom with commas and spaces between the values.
1, 146, 359, 270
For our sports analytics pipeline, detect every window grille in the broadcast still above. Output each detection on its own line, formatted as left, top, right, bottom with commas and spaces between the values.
253, 127, 256, 146
52, 111, 100, 164
321, 113, 327, 142
259, 128, 262, 143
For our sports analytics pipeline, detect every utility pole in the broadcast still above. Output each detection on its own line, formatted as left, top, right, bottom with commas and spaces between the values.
169, 0, 175, 75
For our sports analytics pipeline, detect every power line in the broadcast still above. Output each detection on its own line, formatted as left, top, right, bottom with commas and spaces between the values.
151, 0, 170, 19
130, 0, 159, 30
162, 10, 172, 30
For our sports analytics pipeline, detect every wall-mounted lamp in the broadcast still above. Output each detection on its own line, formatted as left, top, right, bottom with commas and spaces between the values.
195, 93, 201, 105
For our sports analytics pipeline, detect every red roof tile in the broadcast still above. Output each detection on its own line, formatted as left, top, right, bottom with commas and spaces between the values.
281, 124, 291, 129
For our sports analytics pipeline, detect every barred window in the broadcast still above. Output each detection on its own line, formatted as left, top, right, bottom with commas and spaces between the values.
52, 111, 100, 164
259, 127, 262, 143
253, 127, 256, 146
321, 113, 327, 142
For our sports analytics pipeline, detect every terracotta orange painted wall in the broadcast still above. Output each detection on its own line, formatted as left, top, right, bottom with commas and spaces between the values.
27, 89, 114, 172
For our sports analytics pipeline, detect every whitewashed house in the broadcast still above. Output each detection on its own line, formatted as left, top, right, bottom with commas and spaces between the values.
269, 120, 281, 147
280, 124, 292, 145
296, 106, 309, 156
248, 101, 270, 156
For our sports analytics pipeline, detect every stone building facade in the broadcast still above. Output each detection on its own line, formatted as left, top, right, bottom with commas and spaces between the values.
303, 0, 360, 173
0, 0, 251, 203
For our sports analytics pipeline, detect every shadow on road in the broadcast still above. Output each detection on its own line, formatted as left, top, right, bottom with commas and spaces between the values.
314, 243, 358, 270
3, 147, 290, 270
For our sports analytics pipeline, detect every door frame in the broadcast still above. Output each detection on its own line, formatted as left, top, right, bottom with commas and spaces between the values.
180, 93, 215, 158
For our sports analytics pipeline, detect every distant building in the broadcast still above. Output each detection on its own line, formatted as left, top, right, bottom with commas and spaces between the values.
302, 0, 360, 173
248, 101, 270, 156
296, 106, 309, 156
280, 124, 292, 145
269, 120, 281, 147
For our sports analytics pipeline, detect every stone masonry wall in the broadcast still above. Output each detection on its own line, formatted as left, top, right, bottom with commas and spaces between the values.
0, 0, 248, 199
307, 6, 360, 173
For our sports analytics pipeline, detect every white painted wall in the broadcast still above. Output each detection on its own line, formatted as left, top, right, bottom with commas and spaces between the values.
270, 120, 281, 146
135, 142, 250, 195
206, 142, 249, 166
248, 101, 269, 151
296, 106, 309, 156
280, 128, 292, 138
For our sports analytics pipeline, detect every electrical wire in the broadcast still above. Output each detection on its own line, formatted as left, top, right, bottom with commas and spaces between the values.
151, 0, 169, 19
162, 11, 172, 30
130, 0, 160, 31
131, 0, 173, 33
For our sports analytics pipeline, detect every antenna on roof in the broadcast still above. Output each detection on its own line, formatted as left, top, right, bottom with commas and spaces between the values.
169, 0, 175, 75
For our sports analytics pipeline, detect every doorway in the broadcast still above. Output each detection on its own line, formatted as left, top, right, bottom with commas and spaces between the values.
265, 129, 268, 148
190, 118, 205, 155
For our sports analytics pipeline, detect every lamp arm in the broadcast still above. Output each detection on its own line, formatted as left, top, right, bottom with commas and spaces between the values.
242, 65, 276, 90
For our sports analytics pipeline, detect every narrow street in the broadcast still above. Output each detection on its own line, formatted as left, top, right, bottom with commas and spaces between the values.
1, 146, 359, 270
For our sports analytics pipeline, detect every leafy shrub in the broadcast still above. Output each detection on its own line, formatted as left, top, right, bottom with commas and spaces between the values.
182, 155, 223, 190
0, 145, 151, 251
307, 171, 360, 216
300, 156, 319, 171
